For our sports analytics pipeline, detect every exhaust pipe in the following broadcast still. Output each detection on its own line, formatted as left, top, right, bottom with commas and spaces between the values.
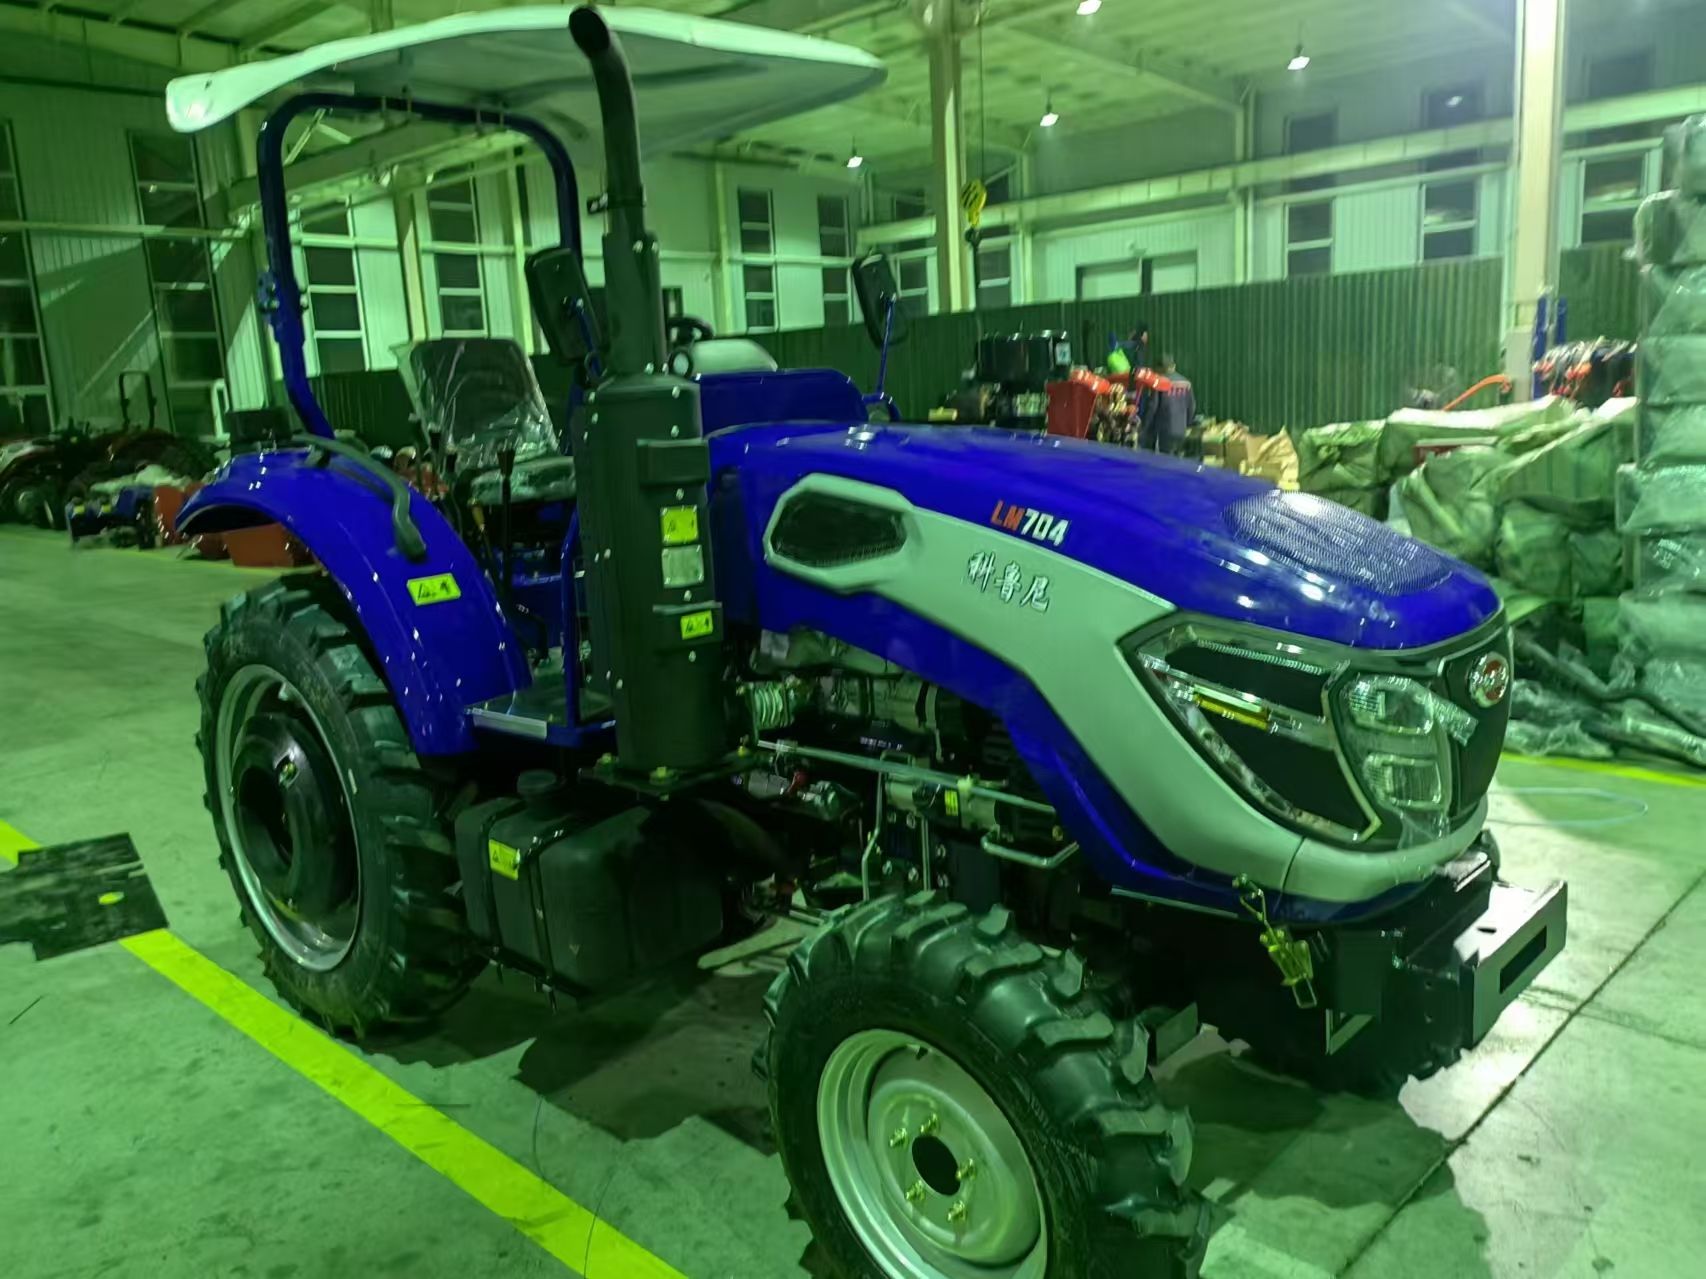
565, 4, 731, 778
570, 5, 665, 378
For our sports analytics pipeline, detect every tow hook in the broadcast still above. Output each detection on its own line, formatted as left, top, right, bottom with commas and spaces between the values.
1235, 876, 1317, 1009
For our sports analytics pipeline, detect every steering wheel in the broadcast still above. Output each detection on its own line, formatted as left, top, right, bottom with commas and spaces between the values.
668, 315, 715, 348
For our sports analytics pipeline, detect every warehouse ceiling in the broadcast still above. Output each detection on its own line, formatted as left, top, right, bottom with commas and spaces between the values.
2, 0, 1694, 176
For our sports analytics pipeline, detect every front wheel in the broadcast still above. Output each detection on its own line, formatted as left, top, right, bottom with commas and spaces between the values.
197, 574, 482, 1034
764, 892, 1208, 1278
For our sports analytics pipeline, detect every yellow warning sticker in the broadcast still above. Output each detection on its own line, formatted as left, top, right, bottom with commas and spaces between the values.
488, 839, 521, 881
660, 505, 700, 546
679, 609, 715, 640
944, 790, 960, 817
407, 573, 462, 606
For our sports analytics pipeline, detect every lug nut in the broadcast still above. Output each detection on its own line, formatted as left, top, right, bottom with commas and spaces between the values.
904, 1180, 927, 1204
888, 1127, 908, 1148
957, 1160, 976, 1182
918, 1114, 940, 1137
947, 1200, 968, 1224
277, 760, 298, 784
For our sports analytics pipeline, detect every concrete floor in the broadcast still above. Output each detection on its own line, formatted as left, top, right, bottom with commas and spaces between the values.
3, 524, 1705, 1279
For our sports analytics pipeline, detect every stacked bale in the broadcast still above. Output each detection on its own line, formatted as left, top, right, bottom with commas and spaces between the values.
1619, 114, 1706, 731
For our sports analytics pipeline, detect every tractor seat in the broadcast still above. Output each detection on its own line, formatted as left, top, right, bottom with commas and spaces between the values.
683, 338, 778, 375
398, 337, 561, 472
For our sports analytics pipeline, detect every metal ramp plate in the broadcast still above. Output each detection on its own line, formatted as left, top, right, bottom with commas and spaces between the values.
468, 672, 611, 743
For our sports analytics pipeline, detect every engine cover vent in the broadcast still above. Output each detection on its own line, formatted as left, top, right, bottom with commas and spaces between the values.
770, 493, 907, 568
1223, 490, 1455, 595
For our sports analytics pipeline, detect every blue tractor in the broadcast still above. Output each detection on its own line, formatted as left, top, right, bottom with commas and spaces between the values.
175, 9, 1565, 1276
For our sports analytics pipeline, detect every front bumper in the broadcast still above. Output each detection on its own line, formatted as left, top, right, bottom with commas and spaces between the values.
1324, 838, 1567, 1052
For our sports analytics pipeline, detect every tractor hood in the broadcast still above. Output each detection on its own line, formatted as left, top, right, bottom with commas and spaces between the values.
720, 423, 1500, 651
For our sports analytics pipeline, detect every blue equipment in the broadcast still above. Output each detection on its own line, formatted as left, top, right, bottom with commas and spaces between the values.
172, 10, 1565, 1277
67, 484, 157, 549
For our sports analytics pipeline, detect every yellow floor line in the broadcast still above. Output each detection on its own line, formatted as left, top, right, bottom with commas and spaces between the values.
0, 819, 682, 1279
1501, 752, 1706, 791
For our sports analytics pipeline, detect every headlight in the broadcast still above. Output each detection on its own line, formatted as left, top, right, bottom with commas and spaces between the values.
1127, 620, 1481, 850
1336, 674, 1477, 840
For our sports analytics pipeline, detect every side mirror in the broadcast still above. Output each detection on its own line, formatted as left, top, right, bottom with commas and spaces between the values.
526, 246, 604, 366
853, 252, 909, 350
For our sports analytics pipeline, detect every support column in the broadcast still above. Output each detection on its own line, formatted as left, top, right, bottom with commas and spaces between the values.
927, 32, 972, 313
711, 160, 736, 334
1232, 92, 1254, 285
393, 190, 431, 341
1505, 0, 1567, 388
1015, 153, 1035, 305
505, 156, 533, 354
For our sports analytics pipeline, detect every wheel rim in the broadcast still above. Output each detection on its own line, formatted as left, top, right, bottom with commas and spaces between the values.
817, 1028, 1047, 1279
215, 665, 362, 971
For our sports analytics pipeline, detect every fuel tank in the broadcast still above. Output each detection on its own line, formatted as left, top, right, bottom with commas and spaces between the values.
710, 423, 1499, 650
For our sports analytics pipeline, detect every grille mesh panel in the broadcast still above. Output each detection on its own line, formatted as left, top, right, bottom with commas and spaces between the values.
1223, 491, 1454, 594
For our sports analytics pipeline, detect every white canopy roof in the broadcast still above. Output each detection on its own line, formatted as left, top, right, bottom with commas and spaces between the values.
165, 6, 884, 153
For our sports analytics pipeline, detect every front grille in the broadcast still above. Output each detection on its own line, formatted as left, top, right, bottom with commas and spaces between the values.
1223, 490, 1456, 595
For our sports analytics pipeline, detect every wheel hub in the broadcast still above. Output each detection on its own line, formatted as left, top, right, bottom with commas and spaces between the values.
818, 1029, 1047, 1279
216, 666, 362, 971
231, 711, 352, 918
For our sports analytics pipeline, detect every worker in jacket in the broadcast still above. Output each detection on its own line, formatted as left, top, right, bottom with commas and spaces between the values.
1139, 355, 1197, 454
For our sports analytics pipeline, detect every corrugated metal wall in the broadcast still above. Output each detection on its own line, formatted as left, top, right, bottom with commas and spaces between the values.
1, 84, 164, 426
278, 253, 1639, 444
1558, 244, 1639, 343
766, 259, 1505, 430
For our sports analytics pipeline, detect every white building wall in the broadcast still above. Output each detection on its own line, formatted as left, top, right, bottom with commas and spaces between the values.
1334, 186, 1424, 274
1032, 206, 1236, 300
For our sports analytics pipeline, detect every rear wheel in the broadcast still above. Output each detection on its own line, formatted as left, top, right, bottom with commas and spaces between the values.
198, 574, 482, 1034
765, 892, 1208, 1278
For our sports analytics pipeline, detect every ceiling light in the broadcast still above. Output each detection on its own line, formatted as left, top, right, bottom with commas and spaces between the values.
1040, 97, 1059, 128
1288, 43, 1310, 71
846, 153, 864, 169
1076, 0, 1101, 15
1446, 93, 1464, 108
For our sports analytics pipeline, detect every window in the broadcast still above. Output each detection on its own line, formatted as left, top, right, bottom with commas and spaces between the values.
818, 195, 851, 257
893, 192, 927, 221
975, 239, 1012, 309
743, 264, 776, 331
1583, 50, 1655, 146
1286, 200, 1333, 276
426, 176, 485, 336
1586, 49, 1653, 101
0, 123, 50, 434
1422, 179, 1478, 260
298, 203, 366, 375
822, 267, 851, 325
130, 133, 222, 436
1580, 152, 1649, 244
738, 189, 773, 255
1287, 111, 1337, 193
897, 254, 930, 305
1423, 84, 1484, 172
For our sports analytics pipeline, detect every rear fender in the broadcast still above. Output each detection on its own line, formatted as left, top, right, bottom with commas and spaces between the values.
179, 449, 528, 755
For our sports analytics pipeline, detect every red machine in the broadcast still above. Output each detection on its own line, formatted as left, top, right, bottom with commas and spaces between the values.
1045, 366, 1173, 443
